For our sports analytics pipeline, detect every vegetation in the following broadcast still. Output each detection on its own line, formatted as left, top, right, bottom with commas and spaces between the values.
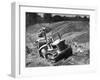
26, 12, 89, 28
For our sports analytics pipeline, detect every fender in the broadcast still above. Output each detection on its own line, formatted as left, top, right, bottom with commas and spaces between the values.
39, 44, 48, 58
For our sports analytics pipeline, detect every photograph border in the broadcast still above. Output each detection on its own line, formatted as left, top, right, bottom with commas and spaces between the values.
11, 2, 97, 78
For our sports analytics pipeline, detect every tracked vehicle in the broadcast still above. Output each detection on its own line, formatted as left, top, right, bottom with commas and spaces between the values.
36, 25, 73, 63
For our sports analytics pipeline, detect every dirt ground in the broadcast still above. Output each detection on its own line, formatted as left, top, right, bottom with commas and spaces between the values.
26, 21, 89, 67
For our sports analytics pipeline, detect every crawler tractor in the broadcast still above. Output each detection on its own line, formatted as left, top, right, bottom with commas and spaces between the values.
36, 25, 73, 63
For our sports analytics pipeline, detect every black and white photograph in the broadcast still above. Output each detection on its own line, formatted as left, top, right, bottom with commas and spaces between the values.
25, 12, 90, 67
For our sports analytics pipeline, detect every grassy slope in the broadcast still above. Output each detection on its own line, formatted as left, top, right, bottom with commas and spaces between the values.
27, 21, 89, 33
26, 21, 89, 67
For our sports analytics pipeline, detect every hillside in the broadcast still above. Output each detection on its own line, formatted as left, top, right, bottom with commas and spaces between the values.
26, 21, 90, 67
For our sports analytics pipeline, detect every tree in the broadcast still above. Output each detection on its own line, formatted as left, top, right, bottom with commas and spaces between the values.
52, 15, 62, 22
26, 12, 38, 27
43, 13, 52, 23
